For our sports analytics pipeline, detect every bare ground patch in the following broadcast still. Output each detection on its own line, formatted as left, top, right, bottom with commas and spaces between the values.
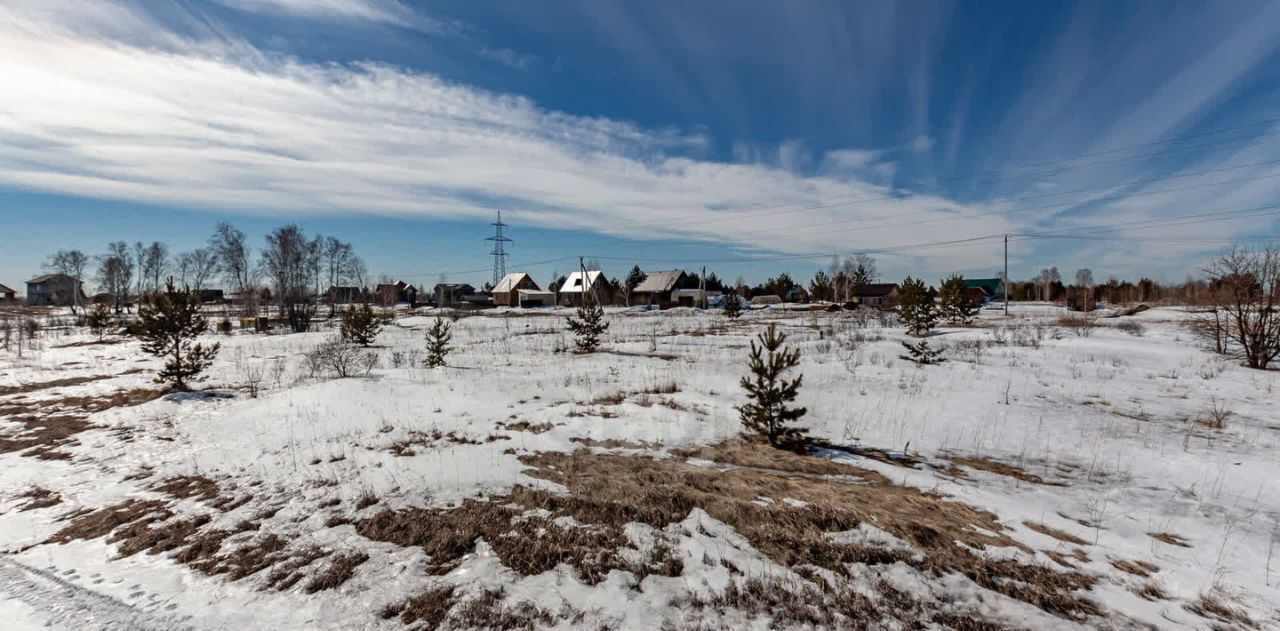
0, 387, 164, 459
362, 442, 1101, 627
16, 486, 63, 511
947, 455, 1068, 486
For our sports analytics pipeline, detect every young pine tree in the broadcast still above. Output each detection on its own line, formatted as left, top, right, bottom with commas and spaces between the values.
86, 302, 112, 341
738, 323, 807, 447
900, 338, 945, 365
136, 279, 220, 391
938, 274, 977, 325
566, 292, 609, 353
897, 276, 937, 337
424, 316, 452, 368
723, 288, 743, 320
340, 303, 382, 347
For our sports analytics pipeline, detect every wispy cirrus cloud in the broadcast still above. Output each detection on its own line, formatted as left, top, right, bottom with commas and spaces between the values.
0, 0, 1024, 275
210, 0, 457, 34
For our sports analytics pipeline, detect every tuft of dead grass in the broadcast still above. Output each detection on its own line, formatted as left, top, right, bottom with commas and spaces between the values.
1148, 531, 1191, 547
1134, 581, 1168, 601
1111, 559, 1158, 577
16, 486, 62, 511
304, 551, 368, 593
1023, 520, 1089, 545
948, 455, 1067, 486
1185, 592, 1254, 628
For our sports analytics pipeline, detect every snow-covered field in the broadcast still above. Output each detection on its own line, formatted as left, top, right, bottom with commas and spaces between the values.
1, 305, 1277, 629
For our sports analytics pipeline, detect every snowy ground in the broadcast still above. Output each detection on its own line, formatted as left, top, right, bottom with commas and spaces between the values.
1, 304, 1277, 629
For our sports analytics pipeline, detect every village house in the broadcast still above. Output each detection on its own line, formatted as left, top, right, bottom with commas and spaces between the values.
556, 270, 611, 307
848, 283, 900, 307
672, 288, 723, 308
376, 281, 417, 306
630, 270, 698, 308
0, 283, 18, 304
491, 273, 542, 307
784, 286, 810, 303
326, 286, 364, 305
25, 273, 85, 307
516, 288, 554, 308
963, 278, 1005, 303
433, 283, 475, 308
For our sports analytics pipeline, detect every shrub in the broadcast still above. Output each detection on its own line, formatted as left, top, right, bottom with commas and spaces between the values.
1115, 320, 1145, 337
86, 303, 112, 340
1058, 315, 1096, 337
900, 338, 944, 365
723, 289, 743, 320
303, 337, 377, 379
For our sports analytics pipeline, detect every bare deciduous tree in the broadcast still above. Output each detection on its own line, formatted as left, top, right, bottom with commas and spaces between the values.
261, 224, 320, 333
96, 241, 134, 313
176, 247, 219, 291
210, 222, 251, 295
1198, 246, 1280, 370
46, 249, 89, 313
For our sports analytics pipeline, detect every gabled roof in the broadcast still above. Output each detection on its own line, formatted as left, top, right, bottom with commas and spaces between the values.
850, 283, 898, 297
633, 270, 687, 294
494, 272, 537, 293
964, 278, 1003, 294
27, 273, 77, 284
0, 283, 14, 293
557, 270, 604, 294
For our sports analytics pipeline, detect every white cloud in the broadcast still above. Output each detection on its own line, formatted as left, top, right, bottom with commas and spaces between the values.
0, 2, 1032, 273
212, 0, 417, 27
478, 47, 538, 71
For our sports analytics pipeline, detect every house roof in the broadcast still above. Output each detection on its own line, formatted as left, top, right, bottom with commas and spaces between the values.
494, 272, 536, 293
0, 283, 14, 293
557, 270, 604, 294
633, 270, 687, 294
964, 278, 1003, 294
27, 273, 78, 284
850, 283, 898, 297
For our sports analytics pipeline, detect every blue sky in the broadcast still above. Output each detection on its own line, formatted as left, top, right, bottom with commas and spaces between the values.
3, 0, 1280, 290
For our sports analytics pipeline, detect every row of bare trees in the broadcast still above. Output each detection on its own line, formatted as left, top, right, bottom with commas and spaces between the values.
51, 224, 366, 332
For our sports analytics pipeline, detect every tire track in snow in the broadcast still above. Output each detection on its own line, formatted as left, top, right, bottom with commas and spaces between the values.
0, 555, 195, 630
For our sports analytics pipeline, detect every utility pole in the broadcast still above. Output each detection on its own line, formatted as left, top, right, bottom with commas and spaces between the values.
699, 266, 707, 309
1003, 234, 1009, 316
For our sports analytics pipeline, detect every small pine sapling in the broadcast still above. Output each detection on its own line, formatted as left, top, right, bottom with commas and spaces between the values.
939, 273, 978, 324
566, 294, 609, 353
723, 289, 743, 320
86, 302, 112, 340
900, 338, 944, 365
424, 316, 452, 368
340, 303, 382, 347
898, 276, 937, 337
135, 278, 220, 391
738, 323, 807, 447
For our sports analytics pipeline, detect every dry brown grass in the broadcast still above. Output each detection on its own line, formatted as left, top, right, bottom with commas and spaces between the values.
1185, 592, 1254, 628
1111, 559, 1158, 577
1023, 520, 1089, 545
153, 475, 221, 502
1148, 531, 1191, 547
568, 437, 660, 450
948, 455, 1067, 486
359, 442, 1100, 624
381, 586, 555, 630
0, 387, 164, 458
304, 551, 368, 593
16, 486, 63, 511
0, 374, 116, 396
1134, 581, 1168, 601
